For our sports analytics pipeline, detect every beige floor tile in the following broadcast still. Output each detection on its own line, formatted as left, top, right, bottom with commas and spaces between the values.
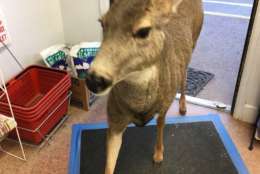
0, 97, 259, 174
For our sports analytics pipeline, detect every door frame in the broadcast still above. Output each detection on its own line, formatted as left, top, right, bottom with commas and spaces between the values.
231, 0, 259, 114
232, 0, 260, 123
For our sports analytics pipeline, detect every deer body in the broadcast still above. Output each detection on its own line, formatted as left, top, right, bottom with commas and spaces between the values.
85, 0, 203, 173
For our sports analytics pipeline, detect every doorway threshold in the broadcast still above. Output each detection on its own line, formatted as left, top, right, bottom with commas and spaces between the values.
176, 93, 231, 113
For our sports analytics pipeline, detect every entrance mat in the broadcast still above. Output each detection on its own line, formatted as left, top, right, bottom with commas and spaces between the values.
186, 67, 214, 96
69, 115, 248, 174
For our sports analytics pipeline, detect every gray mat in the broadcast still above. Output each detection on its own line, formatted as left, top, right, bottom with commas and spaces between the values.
186, 67, 214, 96
80, 122, 238, 174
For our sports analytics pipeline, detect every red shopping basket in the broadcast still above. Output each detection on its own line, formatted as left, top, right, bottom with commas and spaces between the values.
0, 65, 72, 144
9, 92, 71, 144
0, 81, 71, 119
0, 65, 70, 110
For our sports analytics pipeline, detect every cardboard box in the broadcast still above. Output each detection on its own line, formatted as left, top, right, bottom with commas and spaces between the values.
71, 77, 90, 111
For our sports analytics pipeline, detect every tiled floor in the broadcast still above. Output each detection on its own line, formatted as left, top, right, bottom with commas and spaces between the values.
0, 96, 259, 174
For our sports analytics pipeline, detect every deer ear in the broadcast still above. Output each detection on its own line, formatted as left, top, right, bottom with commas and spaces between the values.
109, 0, 120, 6
150, 0, 183, 14
172, 0, 184, 13
150, 0, 173, 15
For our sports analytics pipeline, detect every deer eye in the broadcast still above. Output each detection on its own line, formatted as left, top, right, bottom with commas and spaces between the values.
133, 27, 151, 39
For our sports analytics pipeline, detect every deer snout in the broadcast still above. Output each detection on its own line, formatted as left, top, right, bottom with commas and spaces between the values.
85, 71, 112, 94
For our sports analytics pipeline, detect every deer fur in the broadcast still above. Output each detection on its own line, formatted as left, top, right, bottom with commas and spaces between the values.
85, 0, 204, 173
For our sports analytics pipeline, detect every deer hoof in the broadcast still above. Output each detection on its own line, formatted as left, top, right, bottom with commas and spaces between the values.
179, 108, 187, 116
153, 151, 163, 163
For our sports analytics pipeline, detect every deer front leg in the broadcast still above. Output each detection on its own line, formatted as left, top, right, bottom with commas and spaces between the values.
179, 70, 187, 115
105, 128, 125, 174
179, 94, 186, 115
153, 115, 165, 163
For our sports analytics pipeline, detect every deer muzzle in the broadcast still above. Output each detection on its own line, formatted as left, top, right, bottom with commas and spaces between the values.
85, 71, 112, 94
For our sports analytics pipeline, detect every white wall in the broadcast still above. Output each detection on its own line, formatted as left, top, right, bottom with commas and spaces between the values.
0, 0, 65, 81
59, 0, 103, 44
234, 2, 260, 123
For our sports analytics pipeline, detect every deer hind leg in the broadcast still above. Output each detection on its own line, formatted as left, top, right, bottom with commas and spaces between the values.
153, 113, 166, 163
105, 125, 126, 174
179, 70, 187, 115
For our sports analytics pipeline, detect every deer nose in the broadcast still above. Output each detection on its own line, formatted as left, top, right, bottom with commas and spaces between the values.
85, 71, 112, 94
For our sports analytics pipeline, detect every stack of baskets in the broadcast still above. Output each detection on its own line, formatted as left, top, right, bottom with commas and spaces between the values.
0, 66, 71, 144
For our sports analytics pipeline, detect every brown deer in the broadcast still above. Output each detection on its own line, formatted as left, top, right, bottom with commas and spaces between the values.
85, 0, 203, 173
